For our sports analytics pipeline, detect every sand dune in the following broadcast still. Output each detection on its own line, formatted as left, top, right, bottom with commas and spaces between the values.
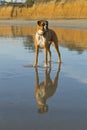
0, 1, 87, 19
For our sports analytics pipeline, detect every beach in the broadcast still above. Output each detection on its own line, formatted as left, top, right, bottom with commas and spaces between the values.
0, 2, 87, 130
0, 19, 87, 130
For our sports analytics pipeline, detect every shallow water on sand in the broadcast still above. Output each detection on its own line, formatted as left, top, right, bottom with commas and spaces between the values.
0, 25, 87, 130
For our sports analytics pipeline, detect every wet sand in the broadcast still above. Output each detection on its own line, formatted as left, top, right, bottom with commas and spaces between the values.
0, 22, 87, 130
0, 19, 87, 30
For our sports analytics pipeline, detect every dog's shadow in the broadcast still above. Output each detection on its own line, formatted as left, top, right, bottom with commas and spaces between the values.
34, 63, 61, 114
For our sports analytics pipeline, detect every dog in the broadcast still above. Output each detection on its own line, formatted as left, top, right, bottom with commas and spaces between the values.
34, 20, 61, 67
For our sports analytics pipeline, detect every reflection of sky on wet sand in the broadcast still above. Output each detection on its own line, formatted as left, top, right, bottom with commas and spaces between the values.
0, 26, 87, 83
1, 40, 87, 84
0, 25, 87, 83
60, 47, 87, 84
0, 25, 87, 129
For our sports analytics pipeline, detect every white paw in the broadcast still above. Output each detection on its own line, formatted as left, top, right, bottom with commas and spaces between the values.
33, 64, 37, 67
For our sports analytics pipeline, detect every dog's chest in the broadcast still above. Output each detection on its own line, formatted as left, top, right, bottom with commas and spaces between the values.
36, 33, 46, 47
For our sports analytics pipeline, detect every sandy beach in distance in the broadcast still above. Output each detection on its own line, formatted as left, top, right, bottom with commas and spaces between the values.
0, 19, 87, 30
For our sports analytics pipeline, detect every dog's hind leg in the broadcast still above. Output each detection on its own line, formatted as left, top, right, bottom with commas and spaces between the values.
53, 42, 61, 63
48, 49, 51, 63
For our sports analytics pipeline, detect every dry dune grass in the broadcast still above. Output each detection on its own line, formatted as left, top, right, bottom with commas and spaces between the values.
0, 1, 87, 19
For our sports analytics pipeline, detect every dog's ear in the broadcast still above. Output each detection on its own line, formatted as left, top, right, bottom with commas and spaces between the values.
37, 20, 41, 25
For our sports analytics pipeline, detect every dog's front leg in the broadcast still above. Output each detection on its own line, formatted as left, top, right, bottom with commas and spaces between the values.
34, 46, 39, 67
44, 48, 48, 67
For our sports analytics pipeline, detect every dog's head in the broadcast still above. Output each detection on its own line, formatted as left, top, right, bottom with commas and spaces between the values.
37, 20, 48, 35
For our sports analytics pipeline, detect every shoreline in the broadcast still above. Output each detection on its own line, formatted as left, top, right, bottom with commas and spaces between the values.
0, 19, 87, 30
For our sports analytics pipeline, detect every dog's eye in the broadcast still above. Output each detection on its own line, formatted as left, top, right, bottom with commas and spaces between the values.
42, 23, 45, 26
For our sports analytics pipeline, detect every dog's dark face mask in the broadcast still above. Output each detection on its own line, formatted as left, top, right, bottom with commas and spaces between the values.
37, 20, 48, 32
44, 21, 48, 30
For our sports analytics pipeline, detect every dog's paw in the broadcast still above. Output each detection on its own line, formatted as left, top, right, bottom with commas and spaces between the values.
33, 64, 37, 68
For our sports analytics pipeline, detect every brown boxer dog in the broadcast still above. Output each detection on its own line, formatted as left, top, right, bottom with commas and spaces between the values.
34, 20, 61, 67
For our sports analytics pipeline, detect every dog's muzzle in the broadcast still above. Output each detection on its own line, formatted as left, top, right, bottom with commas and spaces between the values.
44, 24, 48, 30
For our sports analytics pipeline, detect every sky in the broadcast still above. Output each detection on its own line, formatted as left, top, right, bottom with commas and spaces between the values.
0, 0, 26, 3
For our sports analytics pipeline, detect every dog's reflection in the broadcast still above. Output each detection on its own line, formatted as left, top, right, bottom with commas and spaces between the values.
34, 63, 61, 114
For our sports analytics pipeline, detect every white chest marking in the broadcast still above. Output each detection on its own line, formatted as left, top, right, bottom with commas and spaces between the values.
36, 33, 46, 48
